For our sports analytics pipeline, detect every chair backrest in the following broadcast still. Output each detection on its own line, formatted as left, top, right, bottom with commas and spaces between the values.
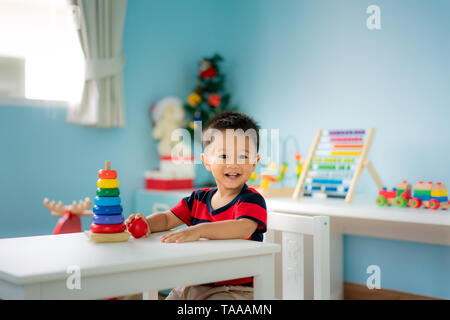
266, 211, 330, 300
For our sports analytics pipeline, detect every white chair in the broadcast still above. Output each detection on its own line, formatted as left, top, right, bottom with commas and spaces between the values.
265, 211, 330, 300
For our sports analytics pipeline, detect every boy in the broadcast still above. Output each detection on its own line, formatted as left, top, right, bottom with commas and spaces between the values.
125, 111, 267, 300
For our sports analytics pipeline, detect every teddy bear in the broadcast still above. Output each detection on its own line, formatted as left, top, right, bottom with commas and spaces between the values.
151, 96, 191, 158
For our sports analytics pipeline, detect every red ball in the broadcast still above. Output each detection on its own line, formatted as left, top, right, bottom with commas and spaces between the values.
127, 217, 148, 238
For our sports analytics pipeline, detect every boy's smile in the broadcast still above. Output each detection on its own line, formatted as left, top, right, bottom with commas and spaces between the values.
224, 172, 241, 180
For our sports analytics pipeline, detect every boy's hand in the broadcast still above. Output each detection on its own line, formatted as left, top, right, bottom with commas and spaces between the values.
125, 213, 151, 237
160, 226, 200, 243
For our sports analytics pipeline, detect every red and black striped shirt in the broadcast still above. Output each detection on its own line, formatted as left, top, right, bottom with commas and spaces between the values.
170, 183, 267, 286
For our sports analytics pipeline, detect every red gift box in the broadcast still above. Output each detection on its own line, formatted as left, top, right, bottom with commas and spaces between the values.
145, 178, 194, 190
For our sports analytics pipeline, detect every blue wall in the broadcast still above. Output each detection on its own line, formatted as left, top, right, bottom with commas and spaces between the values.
216, 0, 450, 298
0, 0, 448, 299
344, 235, 450, 299
221, 0, 450, 190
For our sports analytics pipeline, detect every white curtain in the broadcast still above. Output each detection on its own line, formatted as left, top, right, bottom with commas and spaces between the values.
67, 0, 127, 127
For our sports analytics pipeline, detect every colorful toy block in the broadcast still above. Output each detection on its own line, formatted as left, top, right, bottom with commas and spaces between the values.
410, 181, 449, 210
376, 180, 411, 208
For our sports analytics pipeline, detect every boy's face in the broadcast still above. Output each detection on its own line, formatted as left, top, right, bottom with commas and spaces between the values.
201, 129, 260, 191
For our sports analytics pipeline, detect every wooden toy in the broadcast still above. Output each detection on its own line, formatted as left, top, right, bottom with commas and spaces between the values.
127, 217, 149, 239
376, 180, 449, 210
43, 197, 93, 234
376, 180, 411, 207
85, 161, 130, 243
251, 161, 288, 198
294, 153, 303, 180
293, 128, 384, 204
249, 171, 259, 182
251, 134, 304, 199
410, 181, 449, 210
259, 162, 288, 189
85, 231, 130, 243
250, 153, 305, 198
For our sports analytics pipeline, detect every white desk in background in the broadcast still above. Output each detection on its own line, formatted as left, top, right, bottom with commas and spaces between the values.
0, 232, 280, 300
266, 195, 450, 299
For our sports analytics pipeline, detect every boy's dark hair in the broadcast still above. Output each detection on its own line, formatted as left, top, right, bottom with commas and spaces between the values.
202, 111, 260, 151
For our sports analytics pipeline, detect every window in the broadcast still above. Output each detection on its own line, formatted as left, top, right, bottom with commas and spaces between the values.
0, 0, 84, 104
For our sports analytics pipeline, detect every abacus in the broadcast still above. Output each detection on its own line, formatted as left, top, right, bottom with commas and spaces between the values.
85, 161, 130, 243
293, 128, 383, 204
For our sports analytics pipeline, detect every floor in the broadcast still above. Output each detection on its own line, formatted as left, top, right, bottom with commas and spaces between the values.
343, 282, 439, 300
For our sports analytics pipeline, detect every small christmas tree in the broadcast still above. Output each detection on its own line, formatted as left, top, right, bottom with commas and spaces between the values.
184, 54, 237, 139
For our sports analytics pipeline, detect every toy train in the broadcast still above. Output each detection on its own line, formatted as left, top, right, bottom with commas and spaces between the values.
376, 180, 449, 210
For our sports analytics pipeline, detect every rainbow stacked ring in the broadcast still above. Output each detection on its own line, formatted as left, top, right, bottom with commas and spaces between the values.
90, 166, 127, 234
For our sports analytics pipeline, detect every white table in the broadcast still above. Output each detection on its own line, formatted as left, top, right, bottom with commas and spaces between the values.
0, 231, 280, 300
266, 195, 450, 299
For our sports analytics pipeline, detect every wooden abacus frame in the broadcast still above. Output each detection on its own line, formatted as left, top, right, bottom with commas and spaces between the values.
292, 128, 383, 204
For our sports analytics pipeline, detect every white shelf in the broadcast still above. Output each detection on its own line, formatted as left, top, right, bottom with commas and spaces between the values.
266, 195, 450, 226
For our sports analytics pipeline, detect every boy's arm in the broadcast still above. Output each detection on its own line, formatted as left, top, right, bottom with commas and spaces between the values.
195, 219, 258, 240
146, 210, 185, 232
160, 218, 258, 243
126, 210, 185, 235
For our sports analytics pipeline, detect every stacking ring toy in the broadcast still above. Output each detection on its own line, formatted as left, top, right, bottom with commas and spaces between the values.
95, 196, 121, 206
98, 169, 117, 179
93, 214, 124, 225
97, 179, 119, 189
90, 223, 126, 234
97, 188, 120, 197
93, 205, 123, 215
